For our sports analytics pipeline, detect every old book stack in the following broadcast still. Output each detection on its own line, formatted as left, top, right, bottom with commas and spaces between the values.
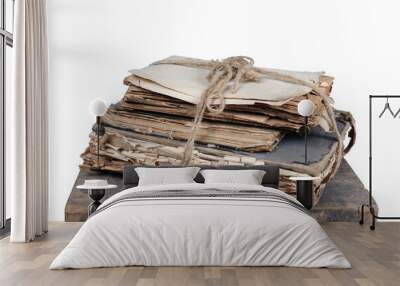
80, 56, 355, 205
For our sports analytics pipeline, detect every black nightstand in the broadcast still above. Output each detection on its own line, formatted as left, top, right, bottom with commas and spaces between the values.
289, 176, 320, 210
76, 184, 117, 216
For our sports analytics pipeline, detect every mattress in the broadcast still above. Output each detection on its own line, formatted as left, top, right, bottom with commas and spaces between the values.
51, 183, 350, 269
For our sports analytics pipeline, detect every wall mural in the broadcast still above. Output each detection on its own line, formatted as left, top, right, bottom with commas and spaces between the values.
79, 56, 356, 206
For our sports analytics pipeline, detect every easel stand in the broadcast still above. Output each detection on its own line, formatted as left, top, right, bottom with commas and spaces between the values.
359, 95, 400, 230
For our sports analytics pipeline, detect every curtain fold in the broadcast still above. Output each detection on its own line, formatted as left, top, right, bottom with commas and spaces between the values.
10, 0, 48, 242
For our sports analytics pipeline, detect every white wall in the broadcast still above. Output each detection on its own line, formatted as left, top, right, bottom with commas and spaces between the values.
47, 0, 400, 220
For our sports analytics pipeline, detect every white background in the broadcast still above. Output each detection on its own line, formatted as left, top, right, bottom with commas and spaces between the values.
47, 0, 400, 220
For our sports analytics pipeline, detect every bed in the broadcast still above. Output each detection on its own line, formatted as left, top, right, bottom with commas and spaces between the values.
50, 165, 350, 269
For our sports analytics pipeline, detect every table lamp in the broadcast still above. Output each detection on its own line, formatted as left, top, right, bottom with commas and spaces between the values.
297, 99, 315, 164
89, 98, 107, 170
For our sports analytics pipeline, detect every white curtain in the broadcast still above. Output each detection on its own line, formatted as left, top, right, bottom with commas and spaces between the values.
10, 0, 48, 242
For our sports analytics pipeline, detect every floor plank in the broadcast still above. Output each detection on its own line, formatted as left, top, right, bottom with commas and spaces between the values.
0, 222, 399, 286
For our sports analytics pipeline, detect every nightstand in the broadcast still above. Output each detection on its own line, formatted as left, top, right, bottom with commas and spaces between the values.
289, 176, 320, 210
76, 184, 117, 216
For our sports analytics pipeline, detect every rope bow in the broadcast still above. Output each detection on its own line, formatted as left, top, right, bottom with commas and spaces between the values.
181, 56, 264, 163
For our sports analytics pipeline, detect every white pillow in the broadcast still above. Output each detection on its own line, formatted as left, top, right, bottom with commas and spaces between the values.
200, 169, 266, 185
135, 167, 200, 186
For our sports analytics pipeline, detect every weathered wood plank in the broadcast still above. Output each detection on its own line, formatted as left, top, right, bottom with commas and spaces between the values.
67, 160, 375, 223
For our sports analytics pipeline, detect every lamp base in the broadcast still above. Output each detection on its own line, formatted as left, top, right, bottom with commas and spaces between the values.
92, 122, 105, 136
298, 125, 311, 137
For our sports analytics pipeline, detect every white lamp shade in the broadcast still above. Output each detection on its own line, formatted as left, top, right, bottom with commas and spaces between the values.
297, 99, 315, 117
89, 98, 107, 116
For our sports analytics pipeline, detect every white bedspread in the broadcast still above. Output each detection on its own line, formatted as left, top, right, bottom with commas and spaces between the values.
50, 183, 350, 269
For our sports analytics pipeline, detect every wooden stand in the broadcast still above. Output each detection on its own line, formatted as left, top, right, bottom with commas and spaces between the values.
67, 160, 377, 222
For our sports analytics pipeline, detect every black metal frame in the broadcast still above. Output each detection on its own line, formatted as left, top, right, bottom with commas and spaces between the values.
304, 116, 308, 164
359, 95, 400, 230
298, 116, 311, 165
0, 0, 14, 230
91, 116, 105, 171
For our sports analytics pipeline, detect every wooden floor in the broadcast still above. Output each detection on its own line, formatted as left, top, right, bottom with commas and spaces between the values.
0, 222, 399, 286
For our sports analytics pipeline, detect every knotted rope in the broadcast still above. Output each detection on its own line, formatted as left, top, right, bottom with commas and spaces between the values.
153, 56, 344, 179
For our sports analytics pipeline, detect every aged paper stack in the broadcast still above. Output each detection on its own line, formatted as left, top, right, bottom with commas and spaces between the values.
80, 56, 355, 204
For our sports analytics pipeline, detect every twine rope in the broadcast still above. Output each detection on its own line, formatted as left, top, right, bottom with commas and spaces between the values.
153, 56, 344, 179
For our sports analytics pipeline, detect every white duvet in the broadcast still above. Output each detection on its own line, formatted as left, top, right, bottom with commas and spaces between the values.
50, 183, 350, 269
